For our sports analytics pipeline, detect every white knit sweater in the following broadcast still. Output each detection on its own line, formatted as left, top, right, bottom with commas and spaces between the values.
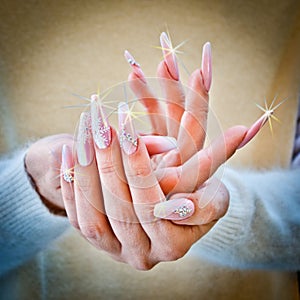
0, 150, 68, 276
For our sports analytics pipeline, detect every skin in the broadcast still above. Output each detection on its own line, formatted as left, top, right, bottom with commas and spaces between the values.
56, 56, 247, 270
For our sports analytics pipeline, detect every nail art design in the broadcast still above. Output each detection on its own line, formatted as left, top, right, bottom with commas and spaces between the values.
201, 42, 212, 92
124, 50, 147, 84
160, 32, 179, 80
118, 102, 138, 155
77, 112, 94, 166
62, 144, 74, 183
91, 94, 111, 149
154, 198, 194, 220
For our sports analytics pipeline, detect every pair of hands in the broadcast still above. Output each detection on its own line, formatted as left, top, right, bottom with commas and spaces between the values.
26, 33, 248, 269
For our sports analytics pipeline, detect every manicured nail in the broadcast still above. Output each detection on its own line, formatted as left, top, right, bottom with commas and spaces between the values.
124, 50, 147, 84
91, 94, 111, 149
160, 32, 179, 80
77, 112, 94, 166
62, 144, 74, 183
238, 113, 269, 149
154, 198, 194, 220
118, 102, 138, 155
201, 42, 212, 92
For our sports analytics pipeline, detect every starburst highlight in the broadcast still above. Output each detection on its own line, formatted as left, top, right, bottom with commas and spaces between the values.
255, 96, 287, 136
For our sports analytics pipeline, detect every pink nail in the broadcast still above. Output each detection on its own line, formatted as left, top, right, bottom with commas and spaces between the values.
201, 42, 212, 92
62, 144, 74, 183
154, 198, 194, 220
91, 94, 111, 149
124, 50, 147, 84
118, 102, 138, 155
160, 32, 179, 80
77, 112, 94, 166
238, 113, 269, 149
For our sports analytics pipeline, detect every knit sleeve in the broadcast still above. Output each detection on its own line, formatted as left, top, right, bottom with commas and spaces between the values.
190, 167, 300, 270
0, 149, 69, 276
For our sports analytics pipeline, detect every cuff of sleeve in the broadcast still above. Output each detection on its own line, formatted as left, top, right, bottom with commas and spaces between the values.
189, 168, 255, 267
0, 149, 69, 243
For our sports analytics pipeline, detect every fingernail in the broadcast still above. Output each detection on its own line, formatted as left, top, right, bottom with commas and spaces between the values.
160, 32, 179, 80
91, 94, 111, 149
238, 113, 269, 149
201, 42, 212, 92
62, 144, 74, 183
154, 198, 194, 220
77, 112, 94, 166
118, 102, 138, 155
124, 50, 147, 84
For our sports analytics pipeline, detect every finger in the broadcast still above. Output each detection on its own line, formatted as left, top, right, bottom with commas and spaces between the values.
124, 50, 167, 135
158, 32, 185, 138
154, 178, 229, 225
177, 43, 211, 159
75, 112, 121, 254
91, 99, 150, 265
60, 144, 78, 228
141, 135, 177, 155
157, 43, 212, 168
118, 103, 167, 231
156, 125, 248, 195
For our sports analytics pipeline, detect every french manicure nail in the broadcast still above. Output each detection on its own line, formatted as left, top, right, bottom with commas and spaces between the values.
201, 42, 212, 92
154, 198, 194, 220
238, 113, 269, 149
77, 112, 94, 166
118, 102, 138, 155
124, 50, 147, 84
160, 32, 179, 80
62, 144, 74, 183
91, 94, 111, 149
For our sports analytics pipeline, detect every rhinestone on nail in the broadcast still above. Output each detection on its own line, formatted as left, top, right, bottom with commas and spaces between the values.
63, 170, 74, 183
127, 57, 140, 67
173, 206, 192, 218
120, 126, 138, 147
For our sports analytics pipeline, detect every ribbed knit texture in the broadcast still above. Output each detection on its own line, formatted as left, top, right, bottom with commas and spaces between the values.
191, 167, 300, 270
0, 150, 69, 276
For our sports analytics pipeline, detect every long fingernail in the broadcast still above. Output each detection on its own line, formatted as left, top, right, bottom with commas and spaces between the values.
238, 113, 269, 149
201, 42, 212, 92
124, 50, 147, 84
77, 112, 94, 166
91, 94, 111, 149
62, 144, 74, 183
160, 32, 179, 80
118, 102, 138, 155
154, 198, 194, 220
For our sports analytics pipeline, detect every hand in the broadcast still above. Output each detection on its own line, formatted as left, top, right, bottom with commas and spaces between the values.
60, 102, 246, 270
125, 33, 212, 168
60, 104, 233, 269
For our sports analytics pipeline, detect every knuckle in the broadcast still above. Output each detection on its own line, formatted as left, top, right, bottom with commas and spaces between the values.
98, 160, 117, 175
131, 257, 155, 271
80, 224, 102, 240
126, 163, 152, 178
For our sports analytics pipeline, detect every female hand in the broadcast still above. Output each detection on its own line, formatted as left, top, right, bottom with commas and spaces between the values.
125, 32, 212, 168
60, 101, 245, 269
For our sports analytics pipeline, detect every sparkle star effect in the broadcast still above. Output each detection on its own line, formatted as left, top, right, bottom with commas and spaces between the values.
255, 96, 288, 136
153, 29, 190, 76
115, 100, 149, 128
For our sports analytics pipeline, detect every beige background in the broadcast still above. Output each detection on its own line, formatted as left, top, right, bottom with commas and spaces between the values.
0, 0, 300, 299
